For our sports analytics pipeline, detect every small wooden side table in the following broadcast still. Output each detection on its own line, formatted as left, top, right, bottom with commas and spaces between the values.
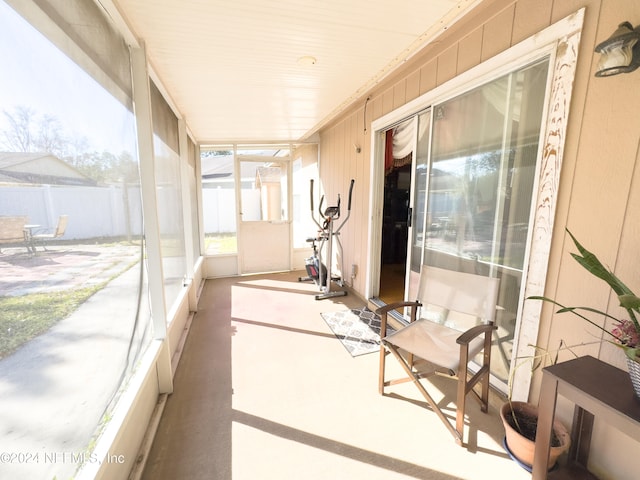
533, 355, 640, 479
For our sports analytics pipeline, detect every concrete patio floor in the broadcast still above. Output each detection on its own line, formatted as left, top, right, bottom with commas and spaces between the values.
0, 242, 141, 297
141, 272, 531, 480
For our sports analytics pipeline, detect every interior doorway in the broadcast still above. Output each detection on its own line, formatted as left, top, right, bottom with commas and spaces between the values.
378, 162, 412, 304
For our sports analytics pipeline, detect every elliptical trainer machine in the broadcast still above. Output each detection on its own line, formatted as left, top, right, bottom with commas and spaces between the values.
299, 178, 354, 300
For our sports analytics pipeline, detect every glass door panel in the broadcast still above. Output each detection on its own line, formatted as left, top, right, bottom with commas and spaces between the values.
406, 110, 431, 301
421, 58, 550, 383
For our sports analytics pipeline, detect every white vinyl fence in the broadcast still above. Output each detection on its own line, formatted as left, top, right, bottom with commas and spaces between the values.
0, 183, 272, 243
201, 186, 236, 233
0, 185, 143, 240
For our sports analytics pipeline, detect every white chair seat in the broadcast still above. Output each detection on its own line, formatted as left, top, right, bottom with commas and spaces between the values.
384, 319, 485, 372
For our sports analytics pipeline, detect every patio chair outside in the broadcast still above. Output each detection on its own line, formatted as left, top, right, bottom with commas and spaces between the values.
376, 265, 500, 445
32, 215, 69, 251
0, 215, 29, 253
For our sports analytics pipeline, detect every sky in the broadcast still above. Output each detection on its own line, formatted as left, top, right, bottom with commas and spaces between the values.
0, 1, 136, 155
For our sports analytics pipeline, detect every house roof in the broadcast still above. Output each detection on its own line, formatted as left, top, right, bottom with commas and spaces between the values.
201, 155, 285, 185
0, 152, 96, 186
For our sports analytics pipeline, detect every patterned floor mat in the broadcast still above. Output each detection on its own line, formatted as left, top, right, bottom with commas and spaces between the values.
320, 306, 394, 357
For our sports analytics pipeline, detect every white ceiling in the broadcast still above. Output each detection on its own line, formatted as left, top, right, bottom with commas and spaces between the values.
112, 0, 480, 143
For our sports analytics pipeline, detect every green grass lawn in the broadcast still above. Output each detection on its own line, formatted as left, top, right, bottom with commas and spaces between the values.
0, 286, 103, 358
205, 233, 237, 254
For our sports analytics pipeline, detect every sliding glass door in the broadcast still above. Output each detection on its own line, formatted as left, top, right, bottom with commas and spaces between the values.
408, 58, 550, 384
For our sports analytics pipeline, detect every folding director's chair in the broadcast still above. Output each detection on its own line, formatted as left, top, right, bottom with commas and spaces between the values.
376, 265, 499, 444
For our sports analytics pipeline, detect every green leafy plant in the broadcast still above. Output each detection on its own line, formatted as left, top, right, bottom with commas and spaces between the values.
500, 227, 640, 456
528, 229, 640, 362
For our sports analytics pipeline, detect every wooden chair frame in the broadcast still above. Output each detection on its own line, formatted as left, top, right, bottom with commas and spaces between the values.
376, 268, 499, 445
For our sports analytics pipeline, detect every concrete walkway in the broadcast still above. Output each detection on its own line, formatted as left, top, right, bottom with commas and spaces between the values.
0, 244, 148, 480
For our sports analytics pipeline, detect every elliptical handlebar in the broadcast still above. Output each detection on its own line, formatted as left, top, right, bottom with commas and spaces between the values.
318, 195, 325, 220
309, 179, 323, 231
308, 178, 355, 229
334, 179, 354, 234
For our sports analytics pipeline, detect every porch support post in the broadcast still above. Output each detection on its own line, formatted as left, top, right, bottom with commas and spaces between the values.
131, 42, 173, 394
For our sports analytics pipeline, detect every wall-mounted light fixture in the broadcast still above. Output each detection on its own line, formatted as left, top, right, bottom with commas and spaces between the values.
595, 21, 640, 77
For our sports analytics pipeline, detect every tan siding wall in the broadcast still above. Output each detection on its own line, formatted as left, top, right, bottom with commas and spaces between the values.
419, 60, 437, 94
513, 0, 553, 44
457, 29, 483, 73
482, 5, 515, 60
318, 0, 640, 477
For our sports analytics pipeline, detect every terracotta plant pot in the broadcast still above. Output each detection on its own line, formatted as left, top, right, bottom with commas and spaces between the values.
500, 401, 571, 470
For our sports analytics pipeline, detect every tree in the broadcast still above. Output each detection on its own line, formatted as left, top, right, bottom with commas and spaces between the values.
65, 150, 138, 185
1, 106, 140, 185
1, 105, 34, 152
0, 106, 70, 157
37, 113, 69, 157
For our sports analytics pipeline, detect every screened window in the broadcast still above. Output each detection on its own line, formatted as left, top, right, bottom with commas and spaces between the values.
150, 81, 187, 312
201, 144, 298, 257
0, 2, 151, 479
201, 146, 237, 255
153, 136, 187, 311
292, 144, 319, 249
187, 138, 201, 259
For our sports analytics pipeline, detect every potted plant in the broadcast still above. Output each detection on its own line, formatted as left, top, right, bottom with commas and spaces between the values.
500, 343, 573, 471
529, 229, 640, 397
501, 229, 640, 470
